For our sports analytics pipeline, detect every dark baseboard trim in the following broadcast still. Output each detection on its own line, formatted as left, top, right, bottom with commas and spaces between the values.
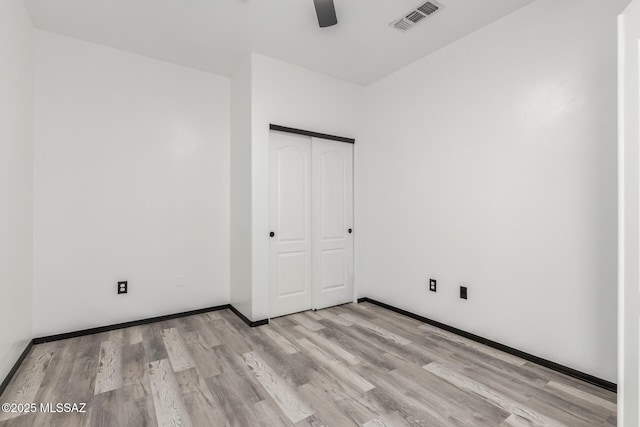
33, 304, 231, 344
357, 297, 617, 393
0, 341, 34, 398
229, 305, 269, 327
32, 303, 268, 346
4, 303, 268, 398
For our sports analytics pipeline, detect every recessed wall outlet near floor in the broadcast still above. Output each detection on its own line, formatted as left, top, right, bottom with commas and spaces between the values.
429, 279, 437, 292
460, 285, 467, 300
176, 274, 185, 287
118, 281, 128, 294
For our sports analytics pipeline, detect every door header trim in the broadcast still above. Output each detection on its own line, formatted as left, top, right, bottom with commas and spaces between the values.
270, 124, 355, 144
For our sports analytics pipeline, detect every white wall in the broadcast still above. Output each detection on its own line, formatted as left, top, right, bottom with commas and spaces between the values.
230, 55, 253, 318
618, 0, 640, 424
33, 31, 230, 337
0, 0, 34, 381
361, 0, 624, 382
251, 54, 363, 320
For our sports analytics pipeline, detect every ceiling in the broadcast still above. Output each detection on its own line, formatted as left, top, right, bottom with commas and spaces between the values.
24, 0, 537, 86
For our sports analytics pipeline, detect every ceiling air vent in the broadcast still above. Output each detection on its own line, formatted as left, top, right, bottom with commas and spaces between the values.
390, 1, 444, 32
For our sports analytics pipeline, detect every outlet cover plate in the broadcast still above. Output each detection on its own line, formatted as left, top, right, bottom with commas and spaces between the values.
118, 281, 128, 294
429, 279, 437, 292
460, 285, 467, 300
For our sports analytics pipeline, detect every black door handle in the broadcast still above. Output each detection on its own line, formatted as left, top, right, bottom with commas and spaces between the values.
348, 228, 352, 234
270, 231, 275, 238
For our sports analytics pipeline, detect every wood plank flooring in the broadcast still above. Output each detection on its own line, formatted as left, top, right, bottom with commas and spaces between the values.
0, 302, 617, 426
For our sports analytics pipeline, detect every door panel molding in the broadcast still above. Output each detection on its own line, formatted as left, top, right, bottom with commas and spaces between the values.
312, 137, 354, 311
269, 132, 312, 318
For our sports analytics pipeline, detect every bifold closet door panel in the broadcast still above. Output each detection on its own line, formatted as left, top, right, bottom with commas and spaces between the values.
269, 132, 313, 318
311, 137, 354, 310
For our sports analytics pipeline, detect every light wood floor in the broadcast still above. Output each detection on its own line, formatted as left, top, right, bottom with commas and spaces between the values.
0, 302, 616, 426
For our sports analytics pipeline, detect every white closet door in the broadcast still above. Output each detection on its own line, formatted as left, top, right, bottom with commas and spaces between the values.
311, 138, 354, 310
269, 132, 312, 318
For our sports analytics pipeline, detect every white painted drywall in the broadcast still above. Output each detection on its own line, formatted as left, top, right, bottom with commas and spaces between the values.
361, 0, 624, 382
618, 0, 640, 424
33, 31, 230, 337
230, 55, 253, 319
251, 54, 363, 320
0, 0, 34, 381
